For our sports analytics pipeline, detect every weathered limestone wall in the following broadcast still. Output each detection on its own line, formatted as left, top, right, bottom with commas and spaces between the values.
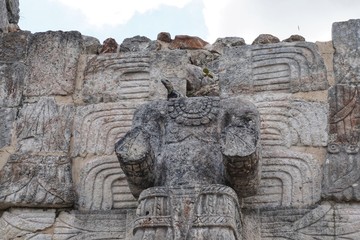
0, 3, 360, 238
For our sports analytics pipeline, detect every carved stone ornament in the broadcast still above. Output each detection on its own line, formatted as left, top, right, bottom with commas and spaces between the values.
115, 96, 262, 239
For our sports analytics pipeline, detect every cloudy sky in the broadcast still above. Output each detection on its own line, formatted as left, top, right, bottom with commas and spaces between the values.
19, 0, 360, 44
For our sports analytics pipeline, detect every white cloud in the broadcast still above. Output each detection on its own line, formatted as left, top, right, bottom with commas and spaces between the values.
50, 0, 192, 27
202, 0, 360, 43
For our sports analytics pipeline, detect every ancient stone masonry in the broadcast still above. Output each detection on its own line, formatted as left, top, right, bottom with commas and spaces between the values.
0, 2, 360, 237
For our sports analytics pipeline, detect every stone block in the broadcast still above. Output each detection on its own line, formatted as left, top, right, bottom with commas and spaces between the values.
322, 144, 360, 201
0, 31, 31, 62
244, 147, 321, 208
24, 31, 83, 96
333, 19, 360, 84
77, 155, 137, 211
148, 51, 188, 99
0, 62, 25, 107
322, 85, 360, 201
71, 101, 143, 157
258, 202, 360, 239
16, 97, 74, 154
329, 85, 360, 144
80, 53, 151, 103
0, 208, 55, 240
53, 210, 134, 239
0, 108, 16, 148
219, 42, 328, 96
0, 154, 74, 209
253, 94, 328, 147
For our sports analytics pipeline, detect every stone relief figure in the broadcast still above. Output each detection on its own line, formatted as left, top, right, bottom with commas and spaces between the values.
115, 95, 261, 239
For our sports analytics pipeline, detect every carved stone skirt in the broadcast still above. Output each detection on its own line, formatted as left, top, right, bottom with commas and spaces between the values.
132, 184, 242, 240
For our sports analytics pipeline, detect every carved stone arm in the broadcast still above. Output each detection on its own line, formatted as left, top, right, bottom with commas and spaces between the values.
115, 126, 155, 198
115, 102, 164, 198
220, 99, 262, 197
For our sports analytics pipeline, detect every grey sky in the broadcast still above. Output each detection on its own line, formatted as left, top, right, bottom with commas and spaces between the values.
19, 0, 360, 44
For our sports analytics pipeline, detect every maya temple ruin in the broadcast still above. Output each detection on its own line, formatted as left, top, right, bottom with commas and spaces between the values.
1, 0, 360, 239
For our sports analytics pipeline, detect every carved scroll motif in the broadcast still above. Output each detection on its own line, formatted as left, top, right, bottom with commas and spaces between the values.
81, 54, 150, 103
251, 43, 328, 93
77, 155, 137, 211
254, 95, 328, 147
244, 148, 321, 208
219, 42, 328, 97
72, 102, 146, 157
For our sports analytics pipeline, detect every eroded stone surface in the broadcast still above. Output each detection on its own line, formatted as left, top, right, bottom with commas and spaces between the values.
99, 37, 118, 54
53, 210, 133, 240
0, 154, 74, 208
77, 155, 137, 211
0, 208, 55, 240
24, 31, 83, 96
0, 108, 16, 149
119, 35, 152, 53
219, 42, 328, 96
169, 35, 209, 49
79, 53, 151, 103
16, 97, 74, 154
0, 62, 25, 107
0, 31, 31, 62
322, 85, 360, 201
333, 19, 360, 84
72, 101, 142, 157
252, 34, 280, 45
244, 147, 321, 208
253, 94, 328, 147
258, 203, 360, 239
116, 97, 261, 238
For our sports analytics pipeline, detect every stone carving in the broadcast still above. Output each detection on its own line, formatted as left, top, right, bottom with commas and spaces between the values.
0, 108, 16, 148
0, 62, 25, 107
80, 53, 151, 103
322, 85, 360, 201
259, 202, 360, 239
333, 19, 360, 84
219, 42, 328, 96
323, 147, 360, 201
24, 31, 83, 96
254, 94, 328, 147
0, 208, 55, 240
53, 210, 134, 240
16, 97, 74, 154
72, 101, 145, 157
243, 147, 321, 208
0, 154, 74, 208
116, 96, 261, 239
329, 85, 360, 144
78, 155, 137, 211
